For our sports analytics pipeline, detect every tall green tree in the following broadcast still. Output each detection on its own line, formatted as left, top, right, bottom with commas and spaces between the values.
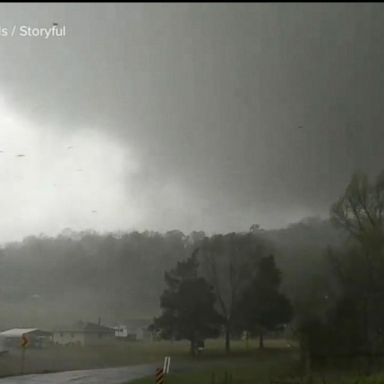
198, 233, 267, 353
237, 255, 293, 348
331, 171, 384, 246
296, 170, 384, 368
330, 170, 384, 355
151, 251, 222, 354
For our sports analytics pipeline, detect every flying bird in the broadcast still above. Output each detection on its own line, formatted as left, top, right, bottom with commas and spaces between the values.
92, 210, 97, 214
53, 22, 59, 26
16, 154, 25, 157
67, 146, 73, 150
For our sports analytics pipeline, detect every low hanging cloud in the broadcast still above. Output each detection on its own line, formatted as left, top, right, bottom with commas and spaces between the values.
0, 97, 226, 243
0, 97, 145, 242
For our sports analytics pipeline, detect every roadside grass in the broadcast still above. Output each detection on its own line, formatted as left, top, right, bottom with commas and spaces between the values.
125, 340, 384, 384
129, 371, 384, 384
128, 339, 300, 384
128, 355, 298, 384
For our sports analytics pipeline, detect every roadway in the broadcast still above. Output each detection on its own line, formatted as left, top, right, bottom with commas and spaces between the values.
0, 363, 157, 384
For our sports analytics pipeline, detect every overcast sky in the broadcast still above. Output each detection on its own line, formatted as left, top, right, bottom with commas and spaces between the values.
0, 3, 383, 242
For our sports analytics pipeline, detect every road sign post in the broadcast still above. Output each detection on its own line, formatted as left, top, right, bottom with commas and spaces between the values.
155, 367, 165, 384
21, 334, 29, 348
163, 356, 171, 374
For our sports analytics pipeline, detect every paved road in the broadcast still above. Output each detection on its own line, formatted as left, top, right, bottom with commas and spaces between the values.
0, 364, 157, 384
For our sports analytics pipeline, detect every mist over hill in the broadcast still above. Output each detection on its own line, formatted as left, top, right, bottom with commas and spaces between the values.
0, 217, 342, 329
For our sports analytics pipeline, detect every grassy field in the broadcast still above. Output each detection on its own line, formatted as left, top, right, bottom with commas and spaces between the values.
129, 370, 384, 384
4, 337, 382, 383
0, 338, 296, 378
124, 339, 384, 384
128, 338, 301, 384
0, 340, 186, 377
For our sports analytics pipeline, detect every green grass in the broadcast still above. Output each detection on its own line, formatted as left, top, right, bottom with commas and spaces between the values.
129, 368, 384, 384
10, 337, 384, 384
0, 337, 305, 381
125, 339, 384, 384
128, 339, 300, 384
0, 338, 294, 377
130, 372, 384, 384
0, 340, 186, 377
9, 337, 384, 384
128, 358, 297, 384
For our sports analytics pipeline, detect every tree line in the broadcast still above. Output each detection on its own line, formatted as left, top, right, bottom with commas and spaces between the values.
151, 231, 292, 354
152, 170, 384, 367
0, 216, 338, 329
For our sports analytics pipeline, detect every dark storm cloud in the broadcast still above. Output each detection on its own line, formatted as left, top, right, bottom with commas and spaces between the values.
0, 3, 384, 236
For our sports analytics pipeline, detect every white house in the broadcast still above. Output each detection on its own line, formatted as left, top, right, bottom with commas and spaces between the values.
113, 319, 153, 341
113, 325, 128, 338
53, 321, 115, 347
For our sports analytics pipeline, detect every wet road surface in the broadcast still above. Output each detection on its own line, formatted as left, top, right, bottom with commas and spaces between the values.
0, 363, 157, 384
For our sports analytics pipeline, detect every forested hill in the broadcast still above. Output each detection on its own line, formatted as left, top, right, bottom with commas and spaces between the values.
264, 217, 345, 300
0, 218, 344, 328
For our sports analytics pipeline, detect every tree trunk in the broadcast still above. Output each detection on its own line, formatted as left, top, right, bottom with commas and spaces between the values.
225, 324, 231, 353
300, 332, 311, 378
190, 339, 196, 356
259, 331, 264, 349
245, 331, 249, 351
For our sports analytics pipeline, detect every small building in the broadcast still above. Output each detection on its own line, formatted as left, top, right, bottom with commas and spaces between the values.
113, 325, 129, 338
53, 321, 115, 347
0, 328, 52, 349
113, 319, 153, 341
